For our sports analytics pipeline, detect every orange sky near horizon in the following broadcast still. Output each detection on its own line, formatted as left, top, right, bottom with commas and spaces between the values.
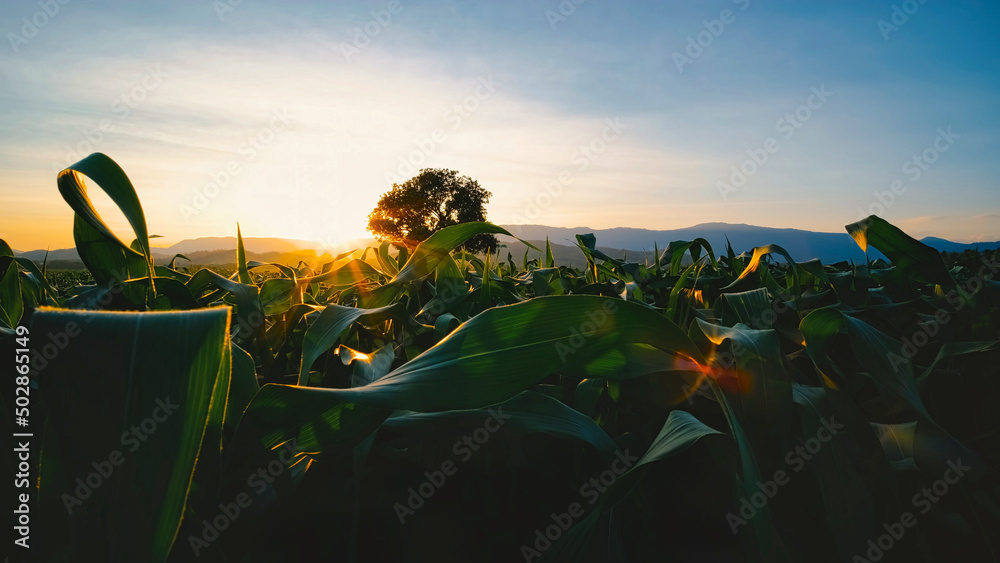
2, 2, 998, 252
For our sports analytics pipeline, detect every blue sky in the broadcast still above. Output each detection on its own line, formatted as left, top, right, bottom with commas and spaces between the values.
1, 0, 998, 251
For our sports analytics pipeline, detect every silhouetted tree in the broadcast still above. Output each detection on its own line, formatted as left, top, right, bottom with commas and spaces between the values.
367, 168, 498, 253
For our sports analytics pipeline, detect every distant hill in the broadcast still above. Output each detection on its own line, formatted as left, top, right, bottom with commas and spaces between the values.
919, 237, 1000, 254
14, 236, 374, 270
17, 247, 334, 271
498, 223, 889, 264
15, 223, 999, 270
498, 224, 1000, 263
492, 239, 653, 270
164, 249, 330, 268
16, 248, 87, 262
158, 236, 317, 255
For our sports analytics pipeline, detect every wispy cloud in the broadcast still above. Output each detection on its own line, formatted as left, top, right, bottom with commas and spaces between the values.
1, 0, 998, 250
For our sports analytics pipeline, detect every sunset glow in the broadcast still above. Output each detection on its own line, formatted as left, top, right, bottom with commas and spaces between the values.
2, 2, 998, 252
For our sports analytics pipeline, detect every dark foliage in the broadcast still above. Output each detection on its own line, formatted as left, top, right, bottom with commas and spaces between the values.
368, 168, 498, 253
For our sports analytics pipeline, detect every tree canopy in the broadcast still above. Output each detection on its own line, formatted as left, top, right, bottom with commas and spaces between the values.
367, 168, 498, 253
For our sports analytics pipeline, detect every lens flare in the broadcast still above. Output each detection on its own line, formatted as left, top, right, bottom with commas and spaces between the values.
671, 352, 746, 402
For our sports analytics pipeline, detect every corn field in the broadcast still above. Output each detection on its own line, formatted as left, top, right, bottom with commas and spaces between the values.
2, 153, 999, 562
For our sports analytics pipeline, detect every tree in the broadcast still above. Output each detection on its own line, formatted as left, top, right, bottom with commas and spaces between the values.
367, 168, 498, 253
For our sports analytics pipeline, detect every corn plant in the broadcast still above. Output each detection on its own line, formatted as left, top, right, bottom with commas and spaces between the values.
1, 153, 998, 562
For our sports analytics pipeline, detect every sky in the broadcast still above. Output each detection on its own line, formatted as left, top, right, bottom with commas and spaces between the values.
1, 0, 998, 252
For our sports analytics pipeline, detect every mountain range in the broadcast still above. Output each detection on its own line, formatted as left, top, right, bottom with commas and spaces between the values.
14, 223, 999, 269
14, 237, 363, 269
498, 223, 998, 264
